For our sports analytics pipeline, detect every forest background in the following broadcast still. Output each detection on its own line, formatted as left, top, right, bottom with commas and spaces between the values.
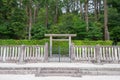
0, 0, 120, 44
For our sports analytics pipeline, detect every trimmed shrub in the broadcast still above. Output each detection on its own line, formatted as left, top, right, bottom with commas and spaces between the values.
73, 40, 113, 45
0, 39, 49, 45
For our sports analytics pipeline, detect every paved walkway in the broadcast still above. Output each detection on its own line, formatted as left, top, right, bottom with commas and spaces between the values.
0, 63, 120, 80
0, 63, 120, 68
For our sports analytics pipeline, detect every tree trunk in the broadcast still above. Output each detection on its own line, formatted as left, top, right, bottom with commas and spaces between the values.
66, 0, 70, 13
19, 0, 22, 8
85, 0, 89, 31
33, 6, 37, 23
80, 0, 83, 19
28, 0, 32, 40
104, 0, 109, 40
45, 4, 48, 28
54, 0, 58, 24
94, 0, 97, 20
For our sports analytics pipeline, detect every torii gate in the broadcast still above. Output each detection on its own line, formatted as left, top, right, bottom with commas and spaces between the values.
45, 34, 76, 57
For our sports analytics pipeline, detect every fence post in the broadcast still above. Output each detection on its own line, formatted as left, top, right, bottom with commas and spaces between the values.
3, 46, 6, 62
19, 45, 25, 63
95, 44, 101, 63
114, 46, 118, 63
71, 43, 75, 62
44, 43, 48, 62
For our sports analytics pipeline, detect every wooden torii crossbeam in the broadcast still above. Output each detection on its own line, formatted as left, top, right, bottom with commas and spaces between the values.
45, 34, 76, 57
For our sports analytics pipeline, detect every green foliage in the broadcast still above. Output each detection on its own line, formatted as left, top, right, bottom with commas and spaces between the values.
58, 13, 74, 33
32, 23, 46, 39
108, 8, 120, 28
73, 40, 113, 45
0, 24, 10, 39
48, 25, 60, 34
0, 0, 27, 39
72, 15, 87, 39
118, 42, 120, 45
0, 39, 48, 45
52, 41, 69, 55
111, 26, 120, 42
0, 39, 113, 46
87, 21, 103, 40
0, 0, 120, 41
48, 13, 87, 40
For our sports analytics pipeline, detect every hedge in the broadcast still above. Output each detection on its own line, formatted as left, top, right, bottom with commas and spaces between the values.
0, 39, 113, 46
73, 40, 113, 45
118, 42, 120, 45
0, 39, 48, 45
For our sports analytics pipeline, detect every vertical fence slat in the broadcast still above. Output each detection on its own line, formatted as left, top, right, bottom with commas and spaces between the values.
118, 47, 120, 60
35, 46, 37, 61
38, 47, 40, 60
115, 47, 118, 62
93, 47, 95, 60
90, 47, 92, 59
76, 47, 78, 59
26, 46, 28, 60
1, 47, 3, 60
85, 47, 87, 59
12, 46, 14, 60
87, 47, 90, 61
6, 47, 8, 60
3, 47, 6, 62
79, 47, 81, 59
108, 47, 111, 60
100, 47, 102, 60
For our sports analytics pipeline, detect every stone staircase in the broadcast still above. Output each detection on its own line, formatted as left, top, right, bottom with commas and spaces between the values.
35, 67, 81, 77
0, 67, 120, 77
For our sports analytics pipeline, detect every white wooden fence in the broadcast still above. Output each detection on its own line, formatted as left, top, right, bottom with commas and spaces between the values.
71, 45, 120, 63
0, 43, 48, 63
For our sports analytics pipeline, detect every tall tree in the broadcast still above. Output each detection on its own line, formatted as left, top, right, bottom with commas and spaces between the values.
94, 0, 98, 20
54, 0, 58, 24
104, 0, 109, 40
85, 0, 89, 31
80, 0, 84, 19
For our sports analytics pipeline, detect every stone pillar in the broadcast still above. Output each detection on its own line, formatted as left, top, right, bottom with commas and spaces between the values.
69, 36, 71, 57
19, 45, 25, 63
50, 36, 52, 57
44, 43, 48, 62
95, 44, 101, 63
70, 43, 75, 62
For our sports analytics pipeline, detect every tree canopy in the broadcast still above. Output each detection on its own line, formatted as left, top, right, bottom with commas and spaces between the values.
0, 0, 120, 41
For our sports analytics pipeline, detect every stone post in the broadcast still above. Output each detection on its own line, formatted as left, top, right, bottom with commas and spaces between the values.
71, 43, 75, 62
44, 43, 48, 62
95, 44, 101, 63
19, 45, 25, 63
50, 36, 52, 57
69, 36, 71, 57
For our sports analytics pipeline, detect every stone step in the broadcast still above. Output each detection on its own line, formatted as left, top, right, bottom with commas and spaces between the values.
35, 68, 81, 77
36, 73, 81, 77
0, 67, 120, 77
